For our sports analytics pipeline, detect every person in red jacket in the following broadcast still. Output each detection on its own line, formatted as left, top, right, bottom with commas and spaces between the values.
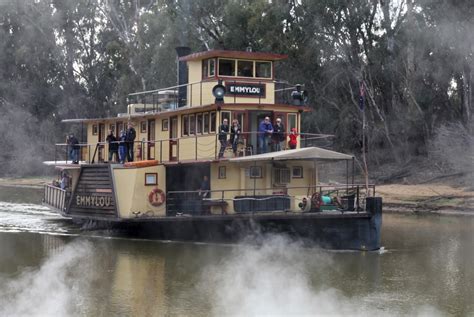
288, 128, 298, 149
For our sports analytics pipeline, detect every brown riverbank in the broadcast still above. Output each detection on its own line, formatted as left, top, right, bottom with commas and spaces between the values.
378, 183, 474, 216
0, 177, 52, 189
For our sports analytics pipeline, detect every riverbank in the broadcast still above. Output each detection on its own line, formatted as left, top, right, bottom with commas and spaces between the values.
378, 183, 474, 216
0, 177, 52, 189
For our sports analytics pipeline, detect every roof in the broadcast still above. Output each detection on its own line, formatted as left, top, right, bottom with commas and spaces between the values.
229, 147, 354, 162
179, 50, 288, 62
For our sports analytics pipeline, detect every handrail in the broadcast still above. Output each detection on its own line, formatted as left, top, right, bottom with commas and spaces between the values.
53, 131, 336, 164
166, 184, 375, 215
125, 79, 307, 111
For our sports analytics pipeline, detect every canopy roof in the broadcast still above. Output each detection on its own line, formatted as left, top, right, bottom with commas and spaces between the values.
179, 50, 288, 62
229, 147, 353, 163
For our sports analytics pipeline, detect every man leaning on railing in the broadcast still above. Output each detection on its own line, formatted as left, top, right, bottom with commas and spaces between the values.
67, 133, 80, 164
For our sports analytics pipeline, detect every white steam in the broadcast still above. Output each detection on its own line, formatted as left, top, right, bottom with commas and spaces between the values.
200, 235, 443, 316
0, 241, 94, 317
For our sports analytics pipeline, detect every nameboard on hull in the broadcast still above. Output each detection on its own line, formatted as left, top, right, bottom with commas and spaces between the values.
225, 82, 265, 97
67, 165, 117, 219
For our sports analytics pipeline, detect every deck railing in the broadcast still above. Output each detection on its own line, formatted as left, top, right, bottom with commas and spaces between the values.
166, 184, 375, 216
43, 185, 69, 212
53, 131, 334, 164
125, 80, 306, 112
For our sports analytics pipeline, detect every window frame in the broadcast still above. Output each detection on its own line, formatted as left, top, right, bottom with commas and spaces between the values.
162, 119, 169, 131
249, 166, 263, 179
189, 114, 196, 135
145, 173, 158, 186
203, 112, 210, 133
182, 115, 189, 136
218, 166, 226, 179
210, 111, 216, 133
292, 166, 303, 179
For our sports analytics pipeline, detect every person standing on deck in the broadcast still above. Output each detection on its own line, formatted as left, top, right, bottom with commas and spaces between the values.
125, 122, 136, 162
272, 118, 285, 151
258, 117, 273, 154
67, 133, 80, 164
229, 119, 241, 157
218, 118, 229, 158
118, 130, 127, 164
106, 129, 118, 163
288, 128, 298, 149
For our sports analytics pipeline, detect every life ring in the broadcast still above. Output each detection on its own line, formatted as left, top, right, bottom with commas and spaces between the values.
311, 192, 322, 211
124, 160, 159, 168
148, 188, 166, 207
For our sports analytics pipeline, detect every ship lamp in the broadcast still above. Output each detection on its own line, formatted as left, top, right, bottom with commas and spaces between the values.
212, 80, 226, 104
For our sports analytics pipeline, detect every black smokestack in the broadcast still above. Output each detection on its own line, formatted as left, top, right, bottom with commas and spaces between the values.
175, 47, 192, 107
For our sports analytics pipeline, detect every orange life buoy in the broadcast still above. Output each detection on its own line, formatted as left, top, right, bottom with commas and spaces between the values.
148, 188, 166, 207
124, 160, 159, 168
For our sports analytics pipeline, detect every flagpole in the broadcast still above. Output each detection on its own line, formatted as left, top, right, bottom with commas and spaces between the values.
360, 82, 370, 197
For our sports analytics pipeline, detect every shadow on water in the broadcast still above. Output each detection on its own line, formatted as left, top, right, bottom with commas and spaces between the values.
0, 186, 473, 316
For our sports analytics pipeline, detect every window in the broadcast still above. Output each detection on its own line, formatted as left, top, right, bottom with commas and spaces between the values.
288, 113, 297, 133
250, 166, 262, 178
235, 112, 245, 131
182, 115, 189, 136
189, 114, 196, 135
256, 61, 272, 78
203, 112, 209, 133
238, 60, 254, 77
218, 59, 235, 76
218, 166, 226, 179
116, 122, 123, 136
196, 114, 203, 134
221, 111, 231, 125
140, 121, 147, 133
145, 173, 157, 186
274, 168, 291, 185
209, 59, 215, 76
292, 166, 303, 178
109, 124, 115, 132
92, 124, 98, 135
202, 59, 208, 78
210, 111, 216, 132
162, 119, 169, 131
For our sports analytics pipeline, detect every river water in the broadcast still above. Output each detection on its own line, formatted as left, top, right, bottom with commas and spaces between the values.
0, 186, 472, 316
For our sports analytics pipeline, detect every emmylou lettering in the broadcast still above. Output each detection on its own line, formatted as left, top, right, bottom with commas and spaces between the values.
229, 86, 261, 94
76, 195, 111, 207
226, 83, 265, 96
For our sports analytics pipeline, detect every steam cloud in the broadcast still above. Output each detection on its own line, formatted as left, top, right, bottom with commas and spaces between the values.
200, 235, 443, 316
0, 241, 94, 316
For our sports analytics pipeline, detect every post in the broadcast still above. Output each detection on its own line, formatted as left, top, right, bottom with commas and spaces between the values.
195, 134, 198, 160
160, 140, 163, 162
346, 160, 349, 194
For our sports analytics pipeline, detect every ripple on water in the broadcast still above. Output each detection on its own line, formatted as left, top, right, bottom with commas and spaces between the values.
0, 201, 73, 234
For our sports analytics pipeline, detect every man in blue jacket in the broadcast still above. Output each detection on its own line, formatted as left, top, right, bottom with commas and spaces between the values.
258, 116, 273, 154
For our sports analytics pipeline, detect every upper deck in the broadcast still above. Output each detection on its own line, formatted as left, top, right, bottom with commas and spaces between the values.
56, 49, 323, 164
125, 49, 307, 113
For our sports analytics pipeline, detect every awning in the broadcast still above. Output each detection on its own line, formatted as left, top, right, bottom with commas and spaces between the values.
229, 147, 353, 163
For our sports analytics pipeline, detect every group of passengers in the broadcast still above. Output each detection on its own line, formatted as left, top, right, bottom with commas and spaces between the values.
106, 122, 136, 164
218, 116, 298, 158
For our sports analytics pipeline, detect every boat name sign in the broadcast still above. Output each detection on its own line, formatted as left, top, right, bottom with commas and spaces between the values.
76, 195, 112, 207
226, 82, 265, 97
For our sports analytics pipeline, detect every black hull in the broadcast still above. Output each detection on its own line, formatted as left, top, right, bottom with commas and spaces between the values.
89, 198, 383, 251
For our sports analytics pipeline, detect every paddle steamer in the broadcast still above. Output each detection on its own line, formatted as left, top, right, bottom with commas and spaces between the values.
43, 48, 382, 250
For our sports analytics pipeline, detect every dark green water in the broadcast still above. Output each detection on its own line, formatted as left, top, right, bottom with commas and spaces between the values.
0, 186, 472, 316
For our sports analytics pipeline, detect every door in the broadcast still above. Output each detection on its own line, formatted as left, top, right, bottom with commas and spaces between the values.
147, 119, 156, 160
233, 110, 247, 155
248, 110, 273, 154
169, 116, 178, 161
98, 123, 106, 162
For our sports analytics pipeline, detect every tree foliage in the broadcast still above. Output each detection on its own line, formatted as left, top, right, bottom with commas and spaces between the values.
0, 0, 472, 175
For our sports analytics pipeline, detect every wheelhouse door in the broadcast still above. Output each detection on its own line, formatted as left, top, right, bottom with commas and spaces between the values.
233, 111, 247, 156
169, 116, 178, 161
98, 123, 106, 162
147, 119, 156, 160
